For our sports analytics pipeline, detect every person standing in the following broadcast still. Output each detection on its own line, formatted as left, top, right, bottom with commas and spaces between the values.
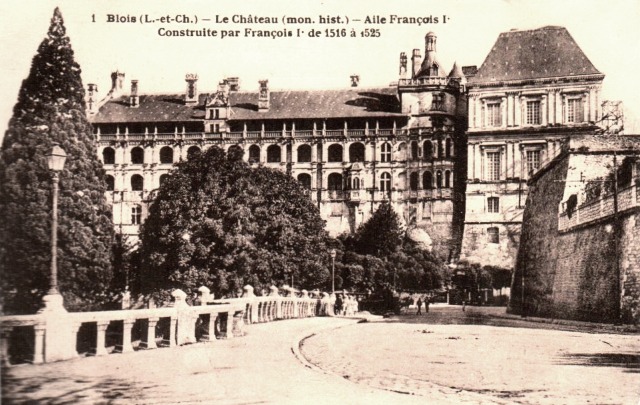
425, 296, 430, 313
416, 297, 423, 315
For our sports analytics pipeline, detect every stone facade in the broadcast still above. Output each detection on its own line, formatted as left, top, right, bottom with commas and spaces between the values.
89, 32, 466, 259
460, 26, 605, 269
511, 136, 640, 323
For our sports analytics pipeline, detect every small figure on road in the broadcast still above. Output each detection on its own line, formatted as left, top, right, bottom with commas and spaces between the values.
335, 294, 343, 316
425, 296, 430, 313
416, 297, 423, 315
462, 300, 466, 312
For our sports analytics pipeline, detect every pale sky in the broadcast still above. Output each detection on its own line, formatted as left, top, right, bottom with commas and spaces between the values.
1, 0, 639, 140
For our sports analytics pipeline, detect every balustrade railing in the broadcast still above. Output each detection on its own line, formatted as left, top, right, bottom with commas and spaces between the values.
0, 284, 339, 366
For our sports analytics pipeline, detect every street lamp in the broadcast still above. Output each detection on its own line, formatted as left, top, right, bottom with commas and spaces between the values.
45, 143, 66, 296
330, 249, 336, 293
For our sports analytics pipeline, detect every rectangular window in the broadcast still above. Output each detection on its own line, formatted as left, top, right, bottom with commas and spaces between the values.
486, 103, 501, 127
567, 98, 583, 123
486, 152, 501, 181
526, 150, 541, 176
487, 227, 499, 244
431, 94, 444, 111
526, 101, 541, 125
487, 197, 500, 213
131, 206, 142, 225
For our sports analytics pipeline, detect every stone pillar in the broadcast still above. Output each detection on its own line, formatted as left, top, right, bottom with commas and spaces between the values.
198, 286, 212, 305
143, 317, 159, 349
555, 91, 563, 124
506, 94, 513, 127
468, 96, 476, 129
33, 323, 45, 364
0, 326, 10, 366
40, 298, 77, 362
121, 319, 135, 353
541, 95, 548, 126
167, 317, 178, 347
515, 96, 522, 126
232, 310, 245, 337
95, 321, 110, 356
207, 313, 217, 340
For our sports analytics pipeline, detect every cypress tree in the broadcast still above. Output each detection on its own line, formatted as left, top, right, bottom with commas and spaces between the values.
0, 8, 117, 313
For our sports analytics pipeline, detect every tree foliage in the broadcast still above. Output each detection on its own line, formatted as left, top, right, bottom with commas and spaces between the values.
137, 146, 330, 301
336, 202, 446, 294
0, 8, 117, 313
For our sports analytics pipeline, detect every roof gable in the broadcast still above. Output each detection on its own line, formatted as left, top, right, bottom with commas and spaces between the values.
470, 26, 602, 84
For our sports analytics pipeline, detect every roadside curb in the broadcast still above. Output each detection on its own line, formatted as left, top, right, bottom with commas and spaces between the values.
489, 313, 640, 334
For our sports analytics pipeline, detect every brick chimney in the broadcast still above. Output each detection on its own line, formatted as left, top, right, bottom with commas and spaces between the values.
350, 74, 360, 87
86, 83, 98, 114
110, 71, 125, 95
399, 52, 408, 78
226, 77, 240, 92
258, 80, 270, 111
185, 74, 199, 105
129, 80, 139, 107
411, 49, 422, 79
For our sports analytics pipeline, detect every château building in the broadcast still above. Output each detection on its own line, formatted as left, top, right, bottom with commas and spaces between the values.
89, 26, 609, 268
460, 26, 604, 268
89, 32, 467, 258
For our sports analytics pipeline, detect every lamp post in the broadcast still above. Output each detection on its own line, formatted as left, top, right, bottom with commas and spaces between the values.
46, 143, 67, 295
330, 249, 336, 293
40, 143, 67, 313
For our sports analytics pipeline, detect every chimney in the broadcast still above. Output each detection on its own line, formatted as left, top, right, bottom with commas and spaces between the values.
350, 74, 360, 87
185, 74, 199, 105
129, 80, 139, 107
258, 80, 270, 111
226, 77, 240, 92
399, 52, 408, 78
110, 71, 125, 95
86, 83, 98, 114
411, 49, 422, 78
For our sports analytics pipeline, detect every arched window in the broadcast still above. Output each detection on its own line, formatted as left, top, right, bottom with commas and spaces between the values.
328, 173, 343, 190
131, 205, 142, 225
160, 146, 174, 164
131, 147, 144, 164
445, 170, 452, 188
187, 146, 201, 160
297, 144, 312, 163
410, 172, 419, 191
297, 173, 312, 189
423, 141, 433, 161
422, 171, 433, 189
487, 227, 499, 244
445, 138, 453, 158
436, 171, 443, 189
227, 145, 243, 159
328, 144, 343, 162
411, 141, 419, 160
349, 143, 365, 162
159, 174, 169, 187
102, 147, 115, 164
131, 174, 144, 191
380, 172, 391, 192
380, 142, 391, 162
267, 145, 281, 162
353, 177, 360, 190
248, 145, 260, 163
105, 175, 115, 191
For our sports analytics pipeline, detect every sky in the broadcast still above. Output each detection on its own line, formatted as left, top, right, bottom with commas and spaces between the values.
1, 0, 639, 140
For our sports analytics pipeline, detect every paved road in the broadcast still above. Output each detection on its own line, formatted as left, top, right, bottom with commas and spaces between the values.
2, 317, 459, 405
3, 308, 639, 404
301, 306, 640, 405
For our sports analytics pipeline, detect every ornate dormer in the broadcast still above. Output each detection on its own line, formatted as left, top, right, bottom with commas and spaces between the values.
129, 80, 139, 107
185, 74, 199, 105
204, 80, 230, 133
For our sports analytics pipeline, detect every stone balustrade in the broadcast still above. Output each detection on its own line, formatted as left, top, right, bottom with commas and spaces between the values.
0, 284, 329, 366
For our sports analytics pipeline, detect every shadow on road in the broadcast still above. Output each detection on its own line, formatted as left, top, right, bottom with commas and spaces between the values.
557, 353, 640, 373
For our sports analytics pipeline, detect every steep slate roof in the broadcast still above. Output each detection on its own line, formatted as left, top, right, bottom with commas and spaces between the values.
470, 26, 602, 84
92, 88, 402, 123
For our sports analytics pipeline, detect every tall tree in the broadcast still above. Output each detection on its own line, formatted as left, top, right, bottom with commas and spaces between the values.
0, 8, 117, 313
354, 201, 404, 257
138, 146, 330, 301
